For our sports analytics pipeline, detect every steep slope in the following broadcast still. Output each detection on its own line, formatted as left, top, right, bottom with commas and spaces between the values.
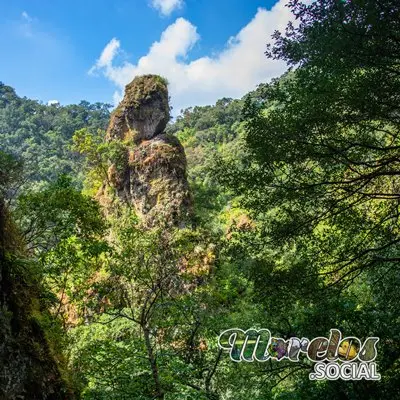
0, 197, 75, 398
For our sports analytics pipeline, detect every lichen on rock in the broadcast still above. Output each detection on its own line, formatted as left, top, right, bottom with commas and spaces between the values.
103, 75, 192, 227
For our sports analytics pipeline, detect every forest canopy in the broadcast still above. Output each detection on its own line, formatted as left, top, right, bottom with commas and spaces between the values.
1, 0, 399, 399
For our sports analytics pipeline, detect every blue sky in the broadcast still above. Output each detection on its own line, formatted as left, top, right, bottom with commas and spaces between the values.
0, 0, 293, 113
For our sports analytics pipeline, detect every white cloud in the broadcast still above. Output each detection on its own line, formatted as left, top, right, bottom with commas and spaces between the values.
89, 37, 120, 75
151, 0, 184, 16
47, 100, 60, 106
21, 11, 33, 22
19, 11, 35, 37
90, 0, 294, 114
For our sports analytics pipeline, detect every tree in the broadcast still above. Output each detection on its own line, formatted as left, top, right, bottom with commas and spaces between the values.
214, 0, 400, 397
67, 205, 224, 399
0, 82, 111, 188
222, 0, 400, 287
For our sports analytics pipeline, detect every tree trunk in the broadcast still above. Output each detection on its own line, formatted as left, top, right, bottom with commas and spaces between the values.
143, 326, 164, 399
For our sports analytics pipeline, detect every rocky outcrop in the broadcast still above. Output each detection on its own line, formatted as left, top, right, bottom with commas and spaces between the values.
103, 75, 192, 227
0, 199, 75, 399
106, 75, 170, 143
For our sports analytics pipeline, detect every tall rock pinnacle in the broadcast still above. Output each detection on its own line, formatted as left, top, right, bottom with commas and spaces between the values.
104, 75, 192, 227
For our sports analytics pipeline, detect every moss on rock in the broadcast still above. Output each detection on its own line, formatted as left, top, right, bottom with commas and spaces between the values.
103, 75, 193, 228
0, 199, 77, 399
106, 75, 170, 144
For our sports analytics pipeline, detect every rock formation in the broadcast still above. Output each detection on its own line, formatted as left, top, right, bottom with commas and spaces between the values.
0, 198, 75, 399
104, 75, 192, 227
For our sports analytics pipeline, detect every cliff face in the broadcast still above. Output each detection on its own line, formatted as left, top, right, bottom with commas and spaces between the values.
104, 75, 192, 227
0, 199, 75, 399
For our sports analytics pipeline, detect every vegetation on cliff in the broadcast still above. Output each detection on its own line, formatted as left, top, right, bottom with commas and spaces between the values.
0, 0, 400, 398
0, 156, 77, 399
99, 75, 193, 228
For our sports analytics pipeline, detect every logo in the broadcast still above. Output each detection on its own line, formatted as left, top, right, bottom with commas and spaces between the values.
218, 328, 380, 381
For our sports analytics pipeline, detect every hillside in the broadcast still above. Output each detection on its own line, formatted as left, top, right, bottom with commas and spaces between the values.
0, 82, 110, 188
0, 1, 400, 396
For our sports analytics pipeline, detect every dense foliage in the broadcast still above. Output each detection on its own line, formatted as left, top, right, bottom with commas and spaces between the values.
215, 0, 400, 397
1, 0, 399, 398
0, 82, 110, 188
